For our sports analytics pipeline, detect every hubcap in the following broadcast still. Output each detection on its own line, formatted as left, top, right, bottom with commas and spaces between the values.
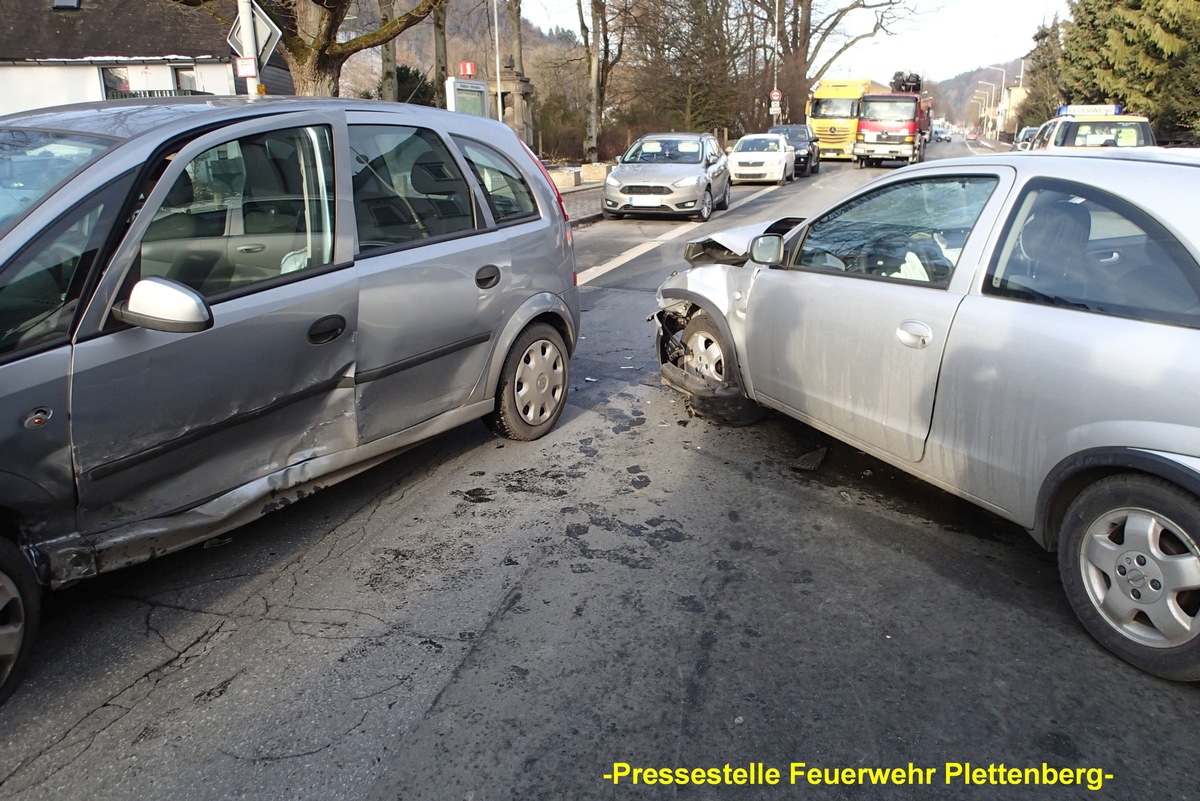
684, 329, 725, 382
514, 339, 565, 426
1078, 508, 1200, 648
0, 571, 26, 686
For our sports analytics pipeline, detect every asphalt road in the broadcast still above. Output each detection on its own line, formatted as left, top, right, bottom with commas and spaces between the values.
2, 141, 1198, 801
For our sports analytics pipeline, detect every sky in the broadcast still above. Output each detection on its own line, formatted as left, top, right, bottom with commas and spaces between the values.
519, 0, 1071, 83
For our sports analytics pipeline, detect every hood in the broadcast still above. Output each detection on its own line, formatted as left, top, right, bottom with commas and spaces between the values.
611, 162, 704, 184
683, 217, 806, 266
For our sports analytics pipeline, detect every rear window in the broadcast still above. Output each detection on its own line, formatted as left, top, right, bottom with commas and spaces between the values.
0, 129, 115, 236
1060, 121, 1153, 147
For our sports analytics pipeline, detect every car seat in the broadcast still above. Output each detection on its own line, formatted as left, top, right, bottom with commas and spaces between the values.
1016, 201, 1092, 298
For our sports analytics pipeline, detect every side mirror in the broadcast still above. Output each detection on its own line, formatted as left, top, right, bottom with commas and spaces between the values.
811, 136, 820, 143
707, 153, 719, 166
724, 146, 733, 154
750, 234, 785, 267
615, 155, 623, 164
1017, 142, 1030, 151
785, 145, 795, 152
111, 276, 213, 333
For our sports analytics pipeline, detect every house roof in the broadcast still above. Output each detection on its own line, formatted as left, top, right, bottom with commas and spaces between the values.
0, 0, 238, 61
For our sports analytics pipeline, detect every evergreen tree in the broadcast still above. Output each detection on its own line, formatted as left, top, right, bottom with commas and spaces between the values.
1015, 21, 1065, 127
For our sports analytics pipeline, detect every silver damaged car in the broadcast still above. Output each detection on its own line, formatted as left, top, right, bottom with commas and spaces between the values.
0, 97, 581, 703
653, 149, 1200, 680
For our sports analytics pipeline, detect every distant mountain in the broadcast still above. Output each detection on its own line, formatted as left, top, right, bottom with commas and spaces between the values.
929, 58, 1024, 128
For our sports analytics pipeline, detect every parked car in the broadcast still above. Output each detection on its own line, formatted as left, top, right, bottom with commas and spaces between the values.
0, 96, 581, 704
1011, 125, 1039, 150
931, 128, 952, 143
965, 130, 979, 141
602, 132, 730, 221
727, 133, 795, 185
653, 148, 1200, 680
767, 124, 821, 177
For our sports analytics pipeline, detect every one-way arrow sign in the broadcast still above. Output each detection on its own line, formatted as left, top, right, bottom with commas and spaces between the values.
227, 1, 283, 66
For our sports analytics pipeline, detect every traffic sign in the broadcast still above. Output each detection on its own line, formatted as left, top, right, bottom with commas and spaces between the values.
227, 1, 283, 66
769, 89, 782, 102
770, 102, 782, 115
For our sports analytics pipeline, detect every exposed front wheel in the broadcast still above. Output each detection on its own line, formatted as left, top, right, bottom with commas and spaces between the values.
485, 323, 569, 441
1058, 475, 1200, 680
678, 312, 764, 426
0, 537, 40, 706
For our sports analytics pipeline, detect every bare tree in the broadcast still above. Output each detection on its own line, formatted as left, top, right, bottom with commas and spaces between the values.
174, 0, 446, 96
578, 0, 630, 162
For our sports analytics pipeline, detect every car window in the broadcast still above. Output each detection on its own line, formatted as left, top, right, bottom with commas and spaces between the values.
0, 175, 133, 359
984, 179, 1200, 327
622, 139, 702, 164
136, 125, 335, 298
0, 129, 115, 238
1063, 121, 1151, 147
453, 137, 538, 225
350, 125, 476, 252
794, 175, 999, 285
1030, 122, 1054, 150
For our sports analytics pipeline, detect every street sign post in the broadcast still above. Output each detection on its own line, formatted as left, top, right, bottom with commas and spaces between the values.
227, 1, 283, 66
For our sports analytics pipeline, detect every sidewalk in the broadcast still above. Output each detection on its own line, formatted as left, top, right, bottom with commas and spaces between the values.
558, 182, 603, 225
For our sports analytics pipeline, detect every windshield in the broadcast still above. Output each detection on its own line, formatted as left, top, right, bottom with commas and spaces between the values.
0, 129, 116, 235
622, 138, 703, 164
734, 138, 783, 153
860, 99, 918, 122
810, 98, 856, 118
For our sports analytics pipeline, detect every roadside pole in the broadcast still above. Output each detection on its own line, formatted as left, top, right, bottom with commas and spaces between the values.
237, 0, 260, 96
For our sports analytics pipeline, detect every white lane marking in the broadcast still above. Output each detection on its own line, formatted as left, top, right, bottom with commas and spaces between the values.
578, 185, 779, 285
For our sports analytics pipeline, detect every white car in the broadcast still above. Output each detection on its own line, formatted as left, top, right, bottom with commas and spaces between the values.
727, 133, 795, 185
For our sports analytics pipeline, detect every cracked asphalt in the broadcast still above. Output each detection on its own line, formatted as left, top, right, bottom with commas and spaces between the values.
3, 166, 1199, 800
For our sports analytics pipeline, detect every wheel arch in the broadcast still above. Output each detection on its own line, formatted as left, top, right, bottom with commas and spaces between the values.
1036, 447, 1200, 551
654, 288, 748, 389
481, 292, 578, 403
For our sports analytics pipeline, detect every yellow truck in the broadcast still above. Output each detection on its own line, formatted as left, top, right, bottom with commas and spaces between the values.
807, 78, 890, 160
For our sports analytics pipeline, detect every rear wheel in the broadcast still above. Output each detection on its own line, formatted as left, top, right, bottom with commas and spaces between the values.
1058, 475, 1200, 680
485, 323, 569, 441
0, 537, 40, 706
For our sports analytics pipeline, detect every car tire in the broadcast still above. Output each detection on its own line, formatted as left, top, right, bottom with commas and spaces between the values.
715, 180, 731, 210
801, 158, 812, 178
679, 312, 765, 426
854, 158, 864, 170
1058, 474, 1200, 681
484, 323, 569, 442
812, 159, 820, 174
0, 537, 40, 706
777, 171, 787, 186
692, 189, 713, 222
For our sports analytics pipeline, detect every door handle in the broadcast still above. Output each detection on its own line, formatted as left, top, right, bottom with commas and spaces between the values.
236, 244, 266, 253
896, 320, 933, 349
307, 315, 347, 345
1097, 251, 1120, 264
475, 264, 501, 289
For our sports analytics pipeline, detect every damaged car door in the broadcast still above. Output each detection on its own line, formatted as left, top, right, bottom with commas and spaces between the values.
743, 172, 1008, 461
68, 114, 358, 538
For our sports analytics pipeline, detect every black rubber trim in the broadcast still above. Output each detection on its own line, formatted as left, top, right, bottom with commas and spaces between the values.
1036, 447, 1200, 549
87, 364, 353, 481
356, 332, 491, 385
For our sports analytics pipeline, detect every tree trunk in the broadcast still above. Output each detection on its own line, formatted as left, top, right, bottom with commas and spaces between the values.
433, 1, 448, 108
379, 0, 398, 101
584, 0, 601, 162
288, 53, 343, 97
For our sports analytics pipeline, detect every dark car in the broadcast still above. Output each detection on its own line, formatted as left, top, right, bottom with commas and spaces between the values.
768, 125, 821, 177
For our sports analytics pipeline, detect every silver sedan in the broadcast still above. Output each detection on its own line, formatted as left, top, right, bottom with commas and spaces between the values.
653, 148, 1200, 680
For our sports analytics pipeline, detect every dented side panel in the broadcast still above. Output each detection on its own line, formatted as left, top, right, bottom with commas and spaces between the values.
69, 266, 360, 535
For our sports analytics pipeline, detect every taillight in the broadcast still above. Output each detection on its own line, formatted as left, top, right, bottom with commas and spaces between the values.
520, 139, 569, 222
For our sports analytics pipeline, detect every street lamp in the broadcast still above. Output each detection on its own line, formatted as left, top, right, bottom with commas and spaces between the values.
977, 80, 996, 135
984, 66, 1007, 133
